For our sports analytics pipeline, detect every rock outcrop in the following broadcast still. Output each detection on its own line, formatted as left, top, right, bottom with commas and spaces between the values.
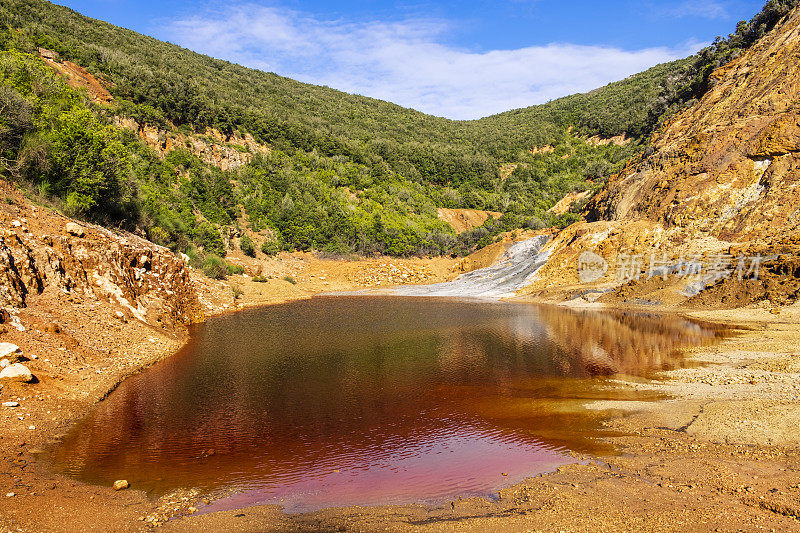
112, 117, 269, 172
522, 6, 800, 306
0, 182, 203, 329
588, 8, 800, 243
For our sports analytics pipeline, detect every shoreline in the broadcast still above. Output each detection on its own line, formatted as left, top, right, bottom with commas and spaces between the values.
3, 283, 800, 531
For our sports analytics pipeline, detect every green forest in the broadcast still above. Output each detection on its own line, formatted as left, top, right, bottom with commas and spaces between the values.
0, 0, 796, 266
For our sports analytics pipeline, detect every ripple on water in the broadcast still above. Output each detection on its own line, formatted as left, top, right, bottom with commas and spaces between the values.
45, 296, 726, 513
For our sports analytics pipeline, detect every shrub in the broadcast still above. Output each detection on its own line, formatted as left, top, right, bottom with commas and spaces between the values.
227, 262, 245, 275
252, 274, 268, 283
231, 285, 243, 300
201, 255, 229, 279
195, 222, 225, 257
282, 275, 296, 285
261, 239, 280, 256
239, 235, 255, 257
148, 226, 171, 247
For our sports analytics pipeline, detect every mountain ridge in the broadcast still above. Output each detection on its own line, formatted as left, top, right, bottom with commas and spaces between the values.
1, 0, 797, 263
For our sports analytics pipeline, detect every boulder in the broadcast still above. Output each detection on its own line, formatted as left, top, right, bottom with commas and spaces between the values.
0, 363, 34, 383
113, 480, 129, 491
2, 401, 19, 407
65, 222, 85, 237
0, 359, 9, 368
0, 343, 21, 359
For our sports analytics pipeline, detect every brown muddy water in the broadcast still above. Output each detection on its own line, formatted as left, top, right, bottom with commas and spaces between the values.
47, 297, 725, 513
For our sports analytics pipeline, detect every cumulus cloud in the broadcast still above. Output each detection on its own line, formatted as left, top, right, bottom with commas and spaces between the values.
162, 4, 702, 120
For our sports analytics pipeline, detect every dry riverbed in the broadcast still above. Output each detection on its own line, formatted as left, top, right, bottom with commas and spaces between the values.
3, 278, 800, 531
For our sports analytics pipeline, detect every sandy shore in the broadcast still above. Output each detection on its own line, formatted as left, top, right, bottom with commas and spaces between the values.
3, 280, 800, 531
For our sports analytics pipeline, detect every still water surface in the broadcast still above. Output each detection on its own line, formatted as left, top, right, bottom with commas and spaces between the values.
48, 297, 724, 512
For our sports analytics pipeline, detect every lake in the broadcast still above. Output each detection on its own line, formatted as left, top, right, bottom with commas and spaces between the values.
47, 296, 724, 513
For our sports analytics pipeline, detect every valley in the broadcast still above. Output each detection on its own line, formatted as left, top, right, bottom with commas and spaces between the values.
2, 0, 800, 531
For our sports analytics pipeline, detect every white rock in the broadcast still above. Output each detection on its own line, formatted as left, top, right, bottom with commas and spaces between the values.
65, 222, 85, 237
0, 343, 21, 359
0, 363, 34, 383
2, 401, 19, 407
11, 220, 21, 228
6, 492, 14, 497
0, 359, 9, 368
9, 316, 24, 332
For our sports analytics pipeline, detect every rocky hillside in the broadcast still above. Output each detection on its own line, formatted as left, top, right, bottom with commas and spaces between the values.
522, 5, 800, 309
588, 7, 800, 243
0, 180, 203, 330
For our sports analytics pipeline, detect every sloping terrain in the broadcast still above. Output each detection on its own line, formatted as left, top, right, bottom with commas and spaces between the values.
397, 234, 551, 298
8, 0, 778, 259
519, 4, 800, 309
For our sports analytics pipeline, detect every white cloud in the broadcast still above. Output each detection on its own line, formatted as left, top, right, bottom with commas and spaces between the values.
162, 4, 703, 120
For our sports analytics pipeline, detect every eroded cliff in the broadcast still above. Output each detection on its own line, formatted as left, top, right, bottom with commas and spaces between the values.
523, 6, 800, 307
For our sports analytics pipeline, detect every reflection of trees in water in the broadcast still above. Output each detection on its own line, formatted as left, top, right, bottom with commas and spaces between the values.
48, 301, 724, 493
536, 307, 723, 376
435, 306, 721, 379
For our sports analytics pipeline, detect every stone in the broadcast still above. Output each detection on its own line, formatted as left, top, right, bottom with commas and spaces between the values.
11, 220, 21, 228
2, 401, 19, 407
6, 492, 14, 497
0, 364, 34, 383
65, 222, 85, 237
0, 343, 22, 359
113, 480, 130, 491
0, 359, 9, 368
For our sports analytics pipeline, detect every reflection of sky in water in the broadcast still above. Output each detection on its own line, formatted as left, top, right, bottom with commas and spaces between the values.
46, 297, 724, 513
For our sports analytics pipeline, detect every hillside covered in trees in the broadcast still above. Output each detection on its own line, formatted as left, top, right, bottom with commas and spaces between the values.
0, 0, 796, 267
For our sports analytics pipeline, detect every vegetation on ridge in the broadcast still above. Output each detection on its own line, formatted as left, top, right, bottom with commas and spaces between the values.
0, 0, 795, 262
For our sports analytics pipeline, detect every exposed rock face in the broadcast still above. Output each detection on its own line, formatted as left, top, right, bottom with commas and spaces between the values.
548, 191, 591, 216
436, 208, 502, 234
522, 7, 800, 306
113, 117, 269, 171
588, 7, 800, 244
0, 184, 203, 329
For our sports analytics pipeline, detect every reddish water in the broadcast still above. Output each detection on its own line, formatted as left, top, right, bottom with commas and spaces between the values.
47, 297, 724, 513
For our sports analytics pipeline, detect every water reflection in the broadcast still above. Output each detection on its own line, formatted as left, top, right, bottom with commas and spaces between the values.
47, 297, 724, 512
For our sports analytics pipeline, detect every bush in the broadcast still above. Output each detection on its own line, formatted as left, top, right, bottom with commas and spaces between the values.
227, 262, 245, 275
252, 274, 268, 283
148, 226, 171, 247
201, 255, 229, 279
282, 275, 296, 285
195, 222, 225, 257
239, 235, 255, 257
261, 239, 280, 256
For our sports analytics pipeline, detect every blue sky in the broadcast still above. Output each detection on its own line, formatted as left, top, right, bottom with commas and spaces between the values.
56, 0, 767, 119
